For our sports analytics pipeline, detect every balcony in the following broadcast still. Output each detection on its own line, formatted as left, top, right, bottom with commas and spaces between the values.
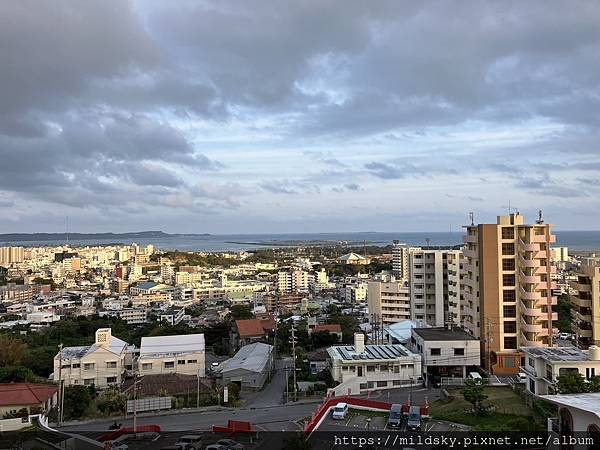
518, 239, 539, 252
519, 255, 541, 268
575, 327, 593, 338
520, 317, 543, 333
570, 281, 591, 293
571, 295, 592, 308
464, 235, 478, 244
519, 287, 542, 300
519, 300, 542, 317
463, 248, 477, 259
519, 270, 540, 284
521, 333, 544, 347
574, 310, 592, 322
532, 234, 549, 243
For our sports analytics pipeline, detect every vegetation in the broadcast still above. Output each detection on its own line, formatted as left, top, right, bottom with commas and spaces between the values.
0, 334, 28, 366
556, 372, 600, 394
556, 294, 572, 332
0, 366, 39, 383
461, 379, 488, 414
154, 251, 236, 268
62, 385, 95, 420
229, 304, 253, 320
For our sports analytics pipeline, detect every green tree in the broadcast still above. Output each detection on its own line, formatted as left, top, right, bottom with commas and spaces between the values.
96, 388, 127, 415
63, 385, 95, 420
556, 294, 572, 332
0, 335, 27, 366
311, 331, 339, 349
557, 372, 590, 394
462, 379, 488, 415
327, 315, 359, 344
0, 366, 37, 383
230, 304, 253, 320
283, 432, 312, 450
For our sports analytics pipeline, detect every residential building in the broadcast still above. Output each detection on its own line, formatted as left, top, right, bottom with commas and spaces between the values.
521, 346, 600, 395
99, 307, 147, 325
570, 262, 600, 348
367, 277, 411, 325
310, 324, 343, 341
462, 212, 557, 375
327, 333, 421, 396
337, 253, 370, 265
392, 242, 420, 280
0, 247, 24, 265
139, 334, 205, 377
0, 383, 58, 417
264, 292, 304, 312
216, 342, 274, 390
232, 317, 276, 348
276, 270, 309, 293
0, 284, 33, 303
54, 328, 134, 389
543, 393, 600, 436
159, 307, 185, 325
409, 248, 463, 327
410, 327, 480, 383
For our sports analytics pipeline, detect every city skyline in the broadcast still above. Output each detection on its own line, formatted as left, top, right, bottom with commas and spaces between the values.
2, 1, 600, 233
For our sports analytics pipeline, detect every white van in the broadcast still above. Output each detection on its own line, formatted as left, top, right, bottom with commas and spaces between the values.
332, 402, 349, 420
468, 372, 483, 383
517, 373, 527, 383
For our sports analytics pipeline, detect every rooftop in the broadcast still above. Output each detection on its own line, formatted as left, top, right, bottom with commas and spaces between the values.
140, 333, 205, 357
0, 383, 58, 407
314, 324, 342, 333
236, 317, 275, 338
522, 346, 593, 362
219, 342, 273, 373
328, 344, 416, 361
542, 393, 600, 419
413, 327, 477, 341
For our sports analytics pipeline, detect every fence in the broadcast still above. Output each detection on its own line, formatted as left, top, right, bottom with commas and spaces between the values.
126, 397, 171, 414
0, 416, 31, 432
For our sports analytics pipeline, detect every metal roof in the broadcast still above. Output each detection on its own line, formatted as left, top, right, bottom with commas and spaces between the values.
522, 346, 592, 362
218, 342, 273, 374
140, 334, 205, 357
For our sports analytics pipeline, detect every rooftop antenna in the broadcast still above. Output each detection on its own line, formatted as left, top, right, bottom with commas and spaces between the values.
537, 209, 545, 224
469, 212, 474, 226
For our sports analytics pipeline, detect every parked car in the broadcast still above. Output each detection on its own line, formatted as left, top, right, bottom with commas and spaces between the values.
559, 332, 571, 340
387, 403, 402, 429
332, 402, 349, 420
175, 435, 204, 449
205, 445, 228, 450
216, 439, 245, 450
468, 372, 483, 384
517, 373, 527, 383
406, 406, 422, 432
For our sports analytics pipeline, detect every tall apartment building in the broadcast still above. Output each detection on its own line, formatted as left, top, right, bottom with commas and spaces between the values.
570, 261, 600, 348
367, 276, 411, 325
409, 249, 463, 327
462, 212, 557, 375
392, 242, 421, 281
0, 247, 24, 265
276, 270, 309, 293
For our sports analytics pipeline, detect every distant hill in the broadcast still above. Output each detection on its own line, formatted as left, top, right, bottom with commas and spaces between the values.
0, 231, 175, 242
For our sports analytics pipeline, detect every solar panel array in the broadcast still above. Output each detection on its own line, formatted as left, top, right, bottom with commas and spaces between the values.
335, 344, 409, 360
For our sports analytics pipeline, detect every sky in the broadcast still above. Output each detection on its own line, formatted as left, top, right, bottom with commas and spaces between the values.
1, 1, 600, 234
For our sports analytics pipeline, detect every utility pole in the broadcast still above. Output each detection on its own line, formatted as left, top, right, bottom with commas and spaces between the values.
291, 326, 298, 402
57, 344, 63, 426
133, 371, 138, 437
197, 369, 201, 408
486, 319, 493, 374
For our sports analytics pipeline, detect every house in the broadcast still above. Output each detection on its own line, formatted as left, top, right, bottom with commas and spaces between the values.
327, 333, 421, 396
0, 383, 58, 417
53, 328, 135, 389
139, 334, 205, 377
337, 253, 371, 265
159, 307, 185, 325
410, 327, 480, 383
522, 346, 600, 395
310, 324, 343, 342
232, 317, 275, 348
307, 348, 329, 375
542, 393, 600, 437
216, 342, 274, 391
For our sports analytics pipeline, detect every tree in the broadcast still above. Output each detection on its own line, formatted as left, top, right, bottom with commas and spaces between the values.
557, 372, 591, 394
462, 379, 488, 415
230, 304, 253, 320
327, 315, 359, 344
0, 366, 36, 383
63, 385, 95, 420
311, 331, 339, 349
96, 388, 126, 415
0, 335, 27, 366
556, 294, 572, 332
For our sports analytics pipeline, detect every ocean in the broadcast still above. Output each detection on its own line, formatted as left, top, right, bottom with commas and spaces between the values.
2, 231, 600, 253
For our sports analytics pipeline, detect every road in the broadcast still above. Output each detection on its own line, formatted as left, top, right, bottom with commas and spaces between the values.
239, 357, 291, 407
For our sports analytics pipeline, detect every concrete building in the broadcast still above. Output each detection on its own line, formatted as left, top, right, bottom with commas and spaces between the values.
409, 249, 463, 327
543, 393, 600, 435
327, 333, 421, 396
570, 262, 600, 348
159, 308, 185, 325
139, 334, 205, 377
0, 383, 58, 417
276, 270, 309, 293
337, 253, 371, 265
462, 212, 558, 375
392, 242, 420, 281
0, 247, 24, 265
99, 307, 147, 325
232, 317, 276, 349
264, 292, 304, 312
54, 328, 134, 389
217, 342, 274, 390
410, 327, 480, 383
522, 346, 600, 395
367, 277, 411, 325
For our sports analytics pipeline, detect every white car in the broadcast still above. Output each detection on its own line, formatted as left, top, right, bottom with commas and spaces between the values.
559, 332, 571, 340
517, 373, 527, 383
332, 402, 349, 420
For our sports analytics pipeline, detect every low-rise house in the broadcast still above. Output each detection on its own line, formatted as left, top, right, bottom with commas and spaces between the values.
522, 346, 600, 395
159, 307, 185, 325
54, 328, 134, 389
0, 383, 58, 418
139, 334, 205, 377
410, 327, 480, 383
542, 393, 600, 436
310, 324, 342, 341
232, 317, 276, 348
307, 348, 329, 375
327, 333, 421, 396
216, 342, 274, 391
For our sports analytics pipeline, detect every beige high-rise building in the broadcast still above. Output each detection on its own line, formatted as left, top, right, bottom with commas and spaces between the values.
367, 277, 411, 325
570, 261, 600, 348
461, 212, 557, 375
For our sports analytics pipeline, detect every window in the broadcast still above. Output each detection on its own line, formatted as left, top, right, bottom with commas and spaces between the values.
377, 381, 388, 387
106, 362, 117, 369
502, 274, 515, 287
502, 243, 515, 255
83, 363, 95, 370
393, 380, 402, 386
503, 306, 516, 318
503, 321, 517, 333
342, 366, 348, 371
367, 365, 375, 373
501, 228, 515, 240
454, 348, 465, 356
587, 368, 596, 379
503, 290, 516, 302
187, 359, 197, 364
142, 363, 152, 370
72, 363, 80, 369
164, 361, 175, 369
528, 357, 535, 368
106, 377, 117, 384
84, 378, 95, 386
430, 348, 441, 356
502, 258, 515, 271
504, 337, 517, 349
178, 360, 186, 365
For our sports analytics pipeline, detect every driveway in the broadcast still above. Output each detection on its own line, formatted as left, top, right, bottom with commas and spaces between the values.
240, 357, 291, 408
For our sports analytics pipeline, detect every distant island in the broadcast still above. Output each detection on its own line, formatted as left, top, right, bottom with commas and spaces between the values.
0, 231, 210, 243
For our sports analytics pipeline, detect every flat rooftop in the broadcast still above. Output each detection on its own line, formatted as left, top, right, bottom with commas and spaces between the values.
329, 344, 415, 361
413, 327, 477, 341
523, 346, 592, 362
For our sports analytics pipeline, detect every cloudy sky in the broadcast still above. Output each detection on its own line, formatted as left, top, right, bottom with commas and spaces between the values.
1, 1, 599, 234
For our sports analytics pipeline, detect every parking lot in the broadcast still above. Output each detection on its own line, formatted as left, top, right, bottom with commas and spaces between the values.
317, 408, 470, 433
110, 432, 263, 450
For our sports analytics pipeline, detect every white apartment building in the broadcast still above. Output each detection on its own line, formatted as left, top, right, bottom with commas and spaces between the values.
327, 333, 421, 396
54, 328, 135, 389
392, 242, 420, 281
367, 276, 411, 325
522, 346, 600, 395
99, 307, 147, 325
138, 334, 205, 377
409, 249, 463, 327
276, 270, 309, 293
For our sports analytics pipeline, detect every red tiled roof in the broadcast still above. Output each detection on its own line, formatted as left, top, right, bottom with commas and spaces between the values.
314, 324, 342, 333
0, 383, 58, 407
236, 317, 275, 338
